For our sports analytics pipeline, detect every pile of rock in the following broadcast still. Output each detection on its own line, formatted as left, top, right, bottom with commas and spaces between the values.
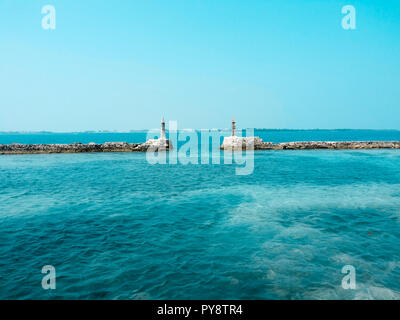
220, 137, 400, 151
135, 138, 172, 152
267, 141, 400, 150
220, 136, 268, 150
220, 118, 400, 151
0, 140, 172, 155
0, 117, 175, 155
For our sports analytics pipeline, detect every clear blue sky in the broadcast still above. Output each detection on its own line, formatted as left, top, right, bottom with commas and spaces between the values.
1, 0, 399, 131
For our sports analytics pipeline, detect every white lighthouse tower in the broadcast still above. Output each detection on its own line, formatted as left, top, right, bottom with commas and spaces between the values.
161, 116, 166, 140
231, 116, 236, 137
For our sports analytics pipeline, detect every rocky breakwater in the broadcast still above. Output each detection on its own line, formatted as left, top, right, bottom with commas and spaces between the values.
221, 137, 400, 150
268, 141, 400, 150
0, 139, 172, 155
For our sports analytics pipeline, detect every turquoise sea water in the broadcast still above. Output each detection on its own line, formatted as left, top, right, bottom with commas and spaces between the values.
1, 130, 400, 299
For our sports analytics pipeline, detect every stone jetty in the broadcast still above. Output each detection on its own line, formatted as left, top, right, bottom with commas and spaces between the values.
0, 118, 172, 155
221, 118, 400, 151
221, 138, 400, 151
2, 117, 400, 154
0, 141, 170, 154
255, 140, 400, 150
2, 140, 399, 155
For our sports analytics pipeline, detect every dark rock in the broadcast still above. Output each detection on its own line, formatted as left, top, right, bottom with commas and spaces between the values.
0, 139, 172, 154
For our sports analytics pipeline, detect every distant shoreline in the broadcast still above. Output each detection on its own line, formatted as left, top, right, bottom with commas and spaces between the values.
1, 129, 400, 135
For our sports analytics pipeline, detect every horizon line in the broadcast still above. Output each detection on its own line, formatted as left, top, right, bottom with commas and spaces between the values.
1, 128, 400, 134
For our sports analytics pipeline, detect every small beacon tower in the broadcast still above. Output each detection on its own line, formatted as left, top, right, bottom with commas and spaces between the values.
161, 116, 166, 140
231, 117, 236, 137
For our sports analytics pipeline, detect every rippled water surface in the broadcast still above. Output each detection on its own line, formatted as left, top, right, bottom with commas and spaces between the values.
1, 131, 400, 299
